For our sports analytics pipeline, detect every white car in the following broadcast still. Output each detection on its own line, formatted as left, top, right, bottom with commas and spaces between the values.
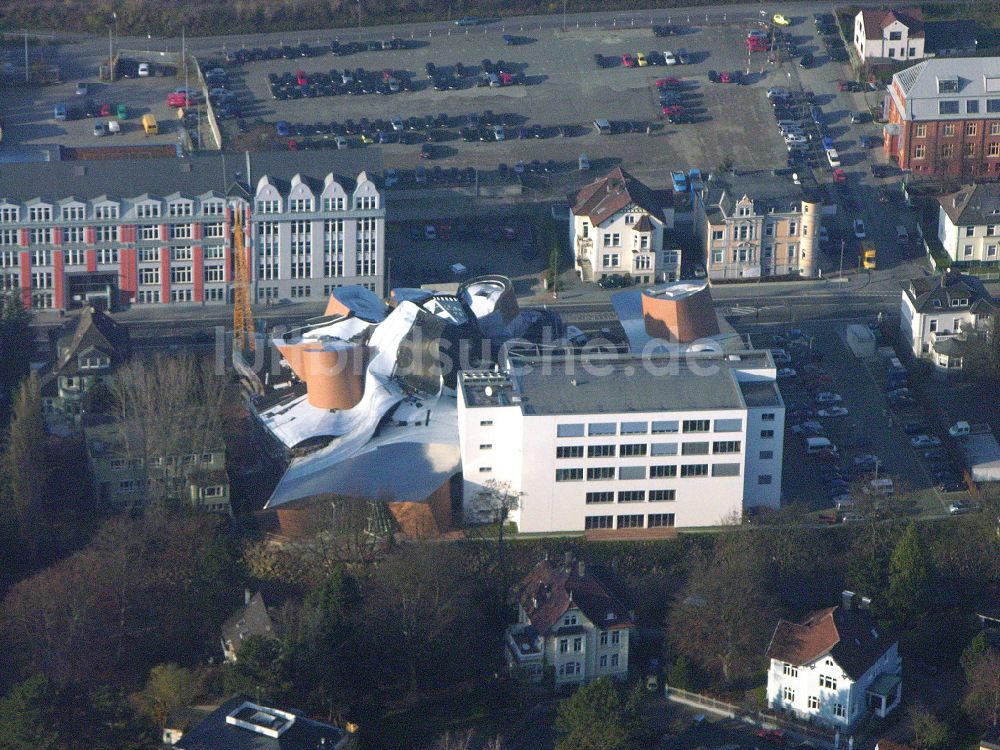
791, 420, 823, 435
853, 218, 866, 238
390, 116, 403, 131
785, 134, 808, 145
138, 63, 150, 77
493, 124, 505, 141
663, 50, 677, 65
815, 391, 843, 404
777, 367, 797, 379
910, 434, 942, 448
767, 87, 790, 99
817, 407, 849, 417
93, 121, 107, 137
949, 501, 969, 514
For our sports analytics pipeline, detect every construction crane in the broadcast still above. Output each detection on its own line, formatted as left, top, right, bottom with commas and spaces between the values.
232, 205, 255, 353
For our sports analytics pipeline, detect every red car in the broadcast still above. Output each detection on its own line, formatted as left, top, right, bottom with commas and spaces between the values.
99, 102, 111, 117
756, 728, 785, 744
746, 38, 771, 51
167, 92, 194, 107
287, 139, 298, 151
295, 70, 307, 85
499, 71, 513, 85
832, 168, 846, 183
656, 76, 681, 88
661, 104, 684, 116
719, 71, 734, 83
382, 68, 395, 81
622, 53, 636, 68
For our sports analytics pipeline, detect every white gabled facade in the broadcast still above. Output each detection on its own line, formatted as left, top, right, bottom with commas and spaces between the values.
569, 167, 678, 285
854, 8, 926, 64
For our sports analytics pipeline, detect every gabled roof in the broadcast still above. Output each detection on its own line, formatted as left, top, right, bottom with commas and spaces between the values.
859, 7, 924, 40
517, 556, 633, 636
766, 604, 895, 681
53, 306, 130, 376
221, 592, 275, 655
902, 272, 996, 315
938, 183, 1000, 226
569, 167, 663, 225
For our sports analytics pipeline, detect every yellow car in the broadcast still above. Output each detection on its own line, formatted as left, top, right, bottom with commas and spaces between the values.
635, 51, 648, 67
773, 13, 791, 26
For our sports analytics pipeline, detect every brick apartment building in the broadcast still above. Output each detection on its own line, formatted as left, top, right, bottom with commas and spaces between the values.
884, 57, 1000, 179
0, 153, 385, 311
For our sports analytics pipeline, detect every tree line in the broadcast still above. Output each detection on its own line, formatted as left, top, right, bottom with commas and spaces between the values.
3, 0, 742, 38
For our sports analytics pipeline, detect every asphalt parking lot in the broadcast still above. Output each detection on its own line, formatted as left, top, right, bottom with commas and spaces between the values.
1, 63, 207, 149
211, 20, 830, 178
759, 320, 968, 521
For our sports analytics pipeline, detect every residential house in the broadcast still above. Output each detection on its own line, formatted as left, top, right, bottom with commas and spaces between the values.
899, 271, 996, 371
766, 592, 902, 729
221, 590, 277, 662
854, 7, 925, 64
506, 554, 634, 686
937, 183, 1000, 269
693, 170, 822, 280
84, 416, 231, 514
883, 57, 1000, 179
569, 167, 677, 285
40, 304, 130, 424
171, 695, 356, 749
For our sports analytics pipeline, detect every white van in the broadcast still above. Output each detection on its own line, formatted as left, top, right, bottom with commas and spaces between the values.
895, 225, 909, 244
826, 148, 841, 167
805, 436, 836, 454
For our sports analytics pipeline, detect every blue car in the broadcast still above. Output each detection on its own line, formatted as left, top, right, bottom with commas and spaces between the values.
670, 170, 688, 193
276, 121, 290, 137
822, 136, 834, 151
503, 34, 514, 45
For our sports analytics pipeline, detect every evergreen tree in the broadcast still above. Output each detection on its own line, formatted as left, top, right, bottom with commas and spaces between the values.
886, 522, 932, 625
554, 677, 643, 750
5, 373, 50, 562
0, 294, 32, 398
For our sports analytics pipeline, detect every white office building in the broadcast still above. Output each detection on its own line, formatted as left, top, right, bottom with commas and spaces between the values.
458, 348, 784, 534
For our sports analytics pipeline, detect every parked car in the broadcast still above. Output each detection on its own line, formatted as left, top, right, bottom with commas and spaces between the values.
817, 407, 849, 417
910, 434, 942, 448
92, 120, 107, 137
815, 392, 843, 404
853, 219, 866, 238
663, 50, 677, 66
138, 63, 150, 77
772, 13, 790, 26
622, 53, 636, 68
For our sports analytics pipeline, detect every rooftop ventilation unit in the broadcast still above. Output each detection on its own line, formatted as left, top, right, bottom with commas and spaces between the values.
225, 701, 296, 738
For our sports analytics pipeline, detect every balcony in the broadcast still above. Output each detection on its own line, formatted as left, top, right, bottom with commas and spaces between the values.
576, 236, 593, 253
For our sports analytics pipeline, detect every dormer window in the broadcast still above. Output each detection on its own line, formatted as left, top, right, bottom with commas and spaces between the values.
937, 77, 959, 94
289, 198, 313, 212
168, 201, 193, 217
932, 300, 942, 309
29, 205, 53, 222
737, 205, 752, 217
136, 203, 161, 219
564, 614, 577, 626
624, 214, 636, 225
78, 354, 110, 369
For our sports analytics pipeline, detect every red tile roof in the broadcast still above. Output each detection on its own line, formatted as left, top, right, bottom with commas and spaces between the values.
569, 167, 664, 225
766, 604, 896, 680
517, 557, 634, 635
860, 7, 924, 40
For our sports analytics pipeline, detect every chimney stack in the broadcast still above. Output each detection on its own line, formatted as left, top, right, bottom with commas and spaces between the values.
859, 596, 871, 610
842, 590, 855, 610
244, 588, 251, 605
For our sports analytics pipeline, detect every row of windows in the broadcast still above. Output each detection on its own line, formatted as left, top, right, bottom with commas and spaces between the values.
256, 195, 380, 214
931, 104, 1000, 120
912, 141, 1000, 160
584, 513, 675, 529
557, 441, 742, 459
555, 462, 739, 482
780, 687, 846, 718
586, 489, 677, 503
556, 418, 746, 438
0, 202, 229, 223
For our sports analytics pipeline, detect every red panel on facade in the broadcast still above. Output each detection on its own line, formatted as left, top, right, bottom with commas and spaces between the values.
52, 228, 62, 246
86, 249, 97, 273
193, 245, 204, 302
161, 249, 170, 302
119, 248, 137, 304
85, 226, 96, 245
19, 251, 30, 307
18, 229, 28, 248
193, 222, 203, 240
160, 224, 168, 242
53, 251, 66, 309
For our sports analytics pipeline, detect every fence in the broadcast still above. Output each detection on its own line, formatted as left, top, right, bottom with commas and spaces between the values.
664, 685, 838, 748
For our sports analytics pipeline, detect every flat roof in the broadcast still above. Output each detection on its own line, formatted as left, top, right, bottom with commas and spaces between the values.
510, 353, 750, 415
739, 380, 783, 408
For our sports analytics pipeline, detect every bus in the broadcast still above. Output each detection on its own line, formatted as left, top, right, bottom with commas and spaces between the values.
862, 241, 877, 270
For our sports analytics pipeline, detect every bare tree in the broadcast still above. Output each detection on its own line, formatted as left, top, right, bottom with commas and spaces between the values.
6, 373, 50, 560
111, 354, 228, 508
668, 532, 778, 684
